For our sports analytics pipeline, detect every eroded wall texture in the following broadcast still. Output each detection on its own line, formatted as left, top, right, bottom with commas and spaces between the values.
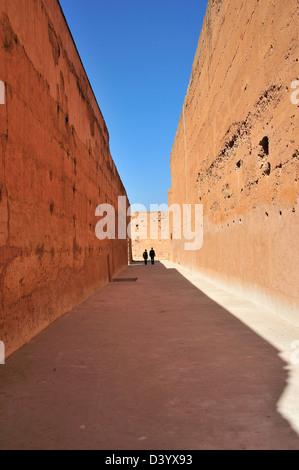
0, 0, 130, 356
169, 0, 299, 322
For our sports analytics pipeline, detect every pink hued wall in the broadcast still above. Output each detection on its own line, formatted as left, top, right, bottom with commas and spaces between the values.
169, 0, 299, 323
131, 212, 170, 261
0, 0, 130, 356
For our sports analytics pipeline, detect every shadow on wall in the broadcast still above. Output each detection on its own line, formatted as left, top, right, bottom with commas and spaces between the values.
0, 262, 298, 449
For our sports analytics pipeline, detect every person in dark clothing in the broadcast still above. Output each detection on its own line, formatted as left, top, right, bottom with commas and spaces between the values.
149, 247, 156, 265
143, 249, 148, 265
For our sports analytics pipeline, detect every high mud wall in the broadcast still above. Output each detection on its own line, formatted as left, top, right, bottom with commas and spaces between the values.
169, 0, 299, 322
0, 0, 130, 356
131, 212, 170, 261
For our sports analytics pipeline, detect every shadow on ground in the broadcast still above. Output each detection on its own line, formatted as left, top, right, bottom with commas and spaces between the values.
0, 262, 298, 449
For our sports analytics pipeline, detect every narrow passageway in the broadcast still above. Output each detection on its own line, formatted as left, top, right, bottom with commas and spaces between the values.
0, 262, 298, 450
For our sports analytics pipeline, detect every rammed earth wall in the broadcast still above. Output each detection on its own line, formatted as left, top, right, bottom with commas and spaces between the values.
131, 211, 170, 261
0, 0, 130, 356
169, 0, 299, 322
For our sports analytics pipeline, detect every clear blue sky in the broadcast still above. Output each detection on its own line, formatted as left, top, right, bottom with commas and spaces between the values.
59, 0, 208, 210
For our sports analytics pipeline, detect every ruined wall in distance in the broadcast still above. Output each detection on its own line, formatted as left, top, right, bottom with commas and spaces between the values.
169, 0, 299, 322
131, 212, 170, 261
0, 0, 130, 356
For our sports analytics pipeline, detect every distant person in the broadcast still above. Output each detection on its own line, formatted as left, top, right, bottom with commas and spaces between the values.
149, 247, 156, 265
143, 249, 148, 265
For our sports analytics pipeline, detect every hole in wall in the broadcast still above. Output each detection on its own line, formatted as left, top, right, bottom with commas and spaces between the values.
263, 162, 271, 176
259, 136, 269, 156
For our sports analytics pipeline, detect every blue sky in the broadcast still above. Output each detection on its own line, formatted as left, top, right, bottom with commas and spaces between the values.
59, 0, 208, 210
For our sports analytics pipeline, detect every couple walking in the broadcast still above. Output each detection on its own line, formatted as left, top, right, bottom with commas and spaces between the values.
143, 247, 155, 265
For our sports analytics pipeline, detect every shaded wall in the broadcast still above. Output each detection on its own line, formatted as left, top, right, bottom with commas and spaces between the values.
169, 0, 299, 322
0, 0, 130, 356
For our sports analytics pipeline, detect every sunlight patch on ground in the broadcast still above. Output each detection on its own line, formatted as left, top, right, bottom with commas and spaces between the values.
161, 260, 299, 435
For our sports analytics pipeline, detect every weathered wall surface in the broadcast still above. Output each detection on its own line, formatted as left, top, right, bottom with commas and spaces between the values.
169, 0, 299, 322
0, 0, 130, 356
131, 212, 170, 261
